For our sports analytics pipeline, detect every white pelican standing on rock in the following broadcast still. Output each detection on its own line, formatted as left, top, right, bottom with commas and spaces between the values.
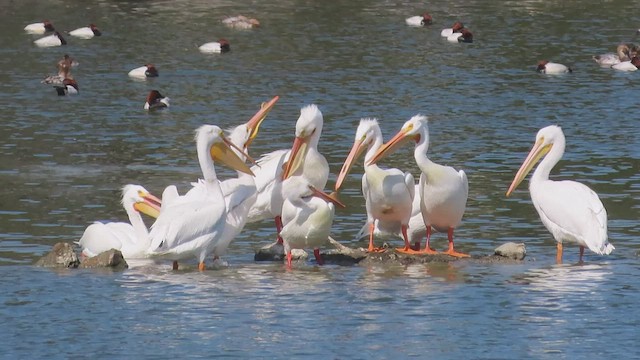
146, 125, 254, 271
77, 185, 161, 259
281, 176, 345, 269
368, 115, 470, 257
335, 118, 415, 252
247, 104, 329, 245
506, 125, 614, 264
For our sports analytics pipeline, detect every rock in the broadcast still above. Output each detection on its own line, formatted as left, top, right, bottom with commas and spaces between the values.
35, 242, 80, 268
254, 241, 309, 262
78, 249, 128, 270
494, 242, 526, 260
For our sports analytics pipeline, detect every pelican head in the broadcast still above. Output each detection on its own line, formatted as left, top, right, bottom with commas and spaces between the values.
367, 115, 428, 165
335, 118, 381, 191
195, 125, 255, 176
506, 125, 564, 196
122, 184, 162, 218
282, 104, 323, 180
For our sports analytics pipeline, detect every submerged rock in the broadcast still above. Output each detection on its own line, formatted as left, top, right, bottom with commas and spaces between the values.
35, 242, 80, 268
78, 249, 128, 270
254, 240, 309, 261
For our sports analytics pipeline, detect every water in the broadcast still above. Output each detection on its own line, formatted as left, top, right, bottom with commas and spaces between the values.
1, 0, 639, 358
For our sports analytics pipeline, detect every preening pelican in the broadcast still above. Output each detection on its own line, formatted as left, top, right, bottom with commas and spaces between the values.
77, 185, 161, 259
247, 104, 329, 244
368, 115, 469, 257
335, 118, 415, 252
281, 176, 345, 269
146, 125, 254, 271
506, 125, 614, 264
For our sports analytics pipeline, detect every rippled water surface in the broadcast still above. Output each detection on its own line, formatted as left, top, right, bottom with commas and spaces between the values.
1, 0, 639, 358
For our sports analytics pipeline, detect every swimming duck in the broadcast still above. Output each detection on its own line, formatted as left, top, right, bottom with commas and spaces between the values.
441, 21, 464, 37
611, 56, 640, 71
447, 28, 473, 43
24, 20, 55, 34
128, 64, 159, 79
222, 16, 260, 29
405, 12, 433, 27
592, 44, 631, 66
199, 39, 231, 53
69, 24, 102, 39
144, 90, 170, 110
34, 31, 67, 47
536, 60, 572, 74
54, 78, 78, 96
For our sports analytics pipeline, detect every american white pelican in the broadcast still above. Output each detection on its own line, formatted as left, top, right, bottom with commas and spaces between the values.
281, 176, 345, 268
611, 56, 640, 71
77, 185, 161, 258
24, 20, 55, 34
212, 96, 279, 259
69, 23, 102, 39
34, 31, 67, 47
368, 115, 469, 257
146, 125, 254, 271
144, 90, 170, 110
247, 104, 329, 244
199, 39, 230, 54
536, 60, 572, 74
447, 29, 473, 43
405, 12, 433, 27
441, 21, 464, 37
54, 78, 78, 96
506, 125, 614, 264
222, 16, 260, 29
592, 44, 631, 66
335, 118, 415, 252
128, 64, 159, 79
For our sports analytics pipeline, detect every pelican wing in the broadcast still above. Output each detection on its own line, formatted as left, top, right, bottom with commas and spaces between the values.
533, 180, 609, 254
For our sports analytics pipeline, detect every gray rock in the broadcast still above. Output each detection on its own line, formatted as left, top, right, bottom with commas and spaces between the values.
78, 249, 128, 270
35, 242, 80, 268
494, 242, 527, 260
254, 241, 309, 262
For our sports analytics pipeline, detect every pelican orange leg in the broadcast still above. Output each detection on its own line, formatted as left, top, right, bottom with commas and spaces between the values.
441, 227, 469, 258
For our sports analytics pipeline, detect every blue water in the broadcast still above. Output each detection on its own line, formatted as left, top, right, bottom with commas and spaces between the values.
1, 0, 639, 358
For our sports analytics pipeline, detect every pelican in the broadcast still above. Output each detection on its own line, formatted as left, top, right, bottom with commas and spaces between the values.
77, 185, 161, 259
335, 118, 415, 252
368, 115, 469, 257
506, 125, 614, 264
281, 176, 345, 269
146, 125, 254, 271
212, 96, 279, 259
247, 104, 329, 244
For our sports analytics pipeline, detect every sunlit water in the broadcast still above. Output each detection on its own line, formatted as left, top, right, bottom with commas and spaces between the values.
0, 0, 639, 358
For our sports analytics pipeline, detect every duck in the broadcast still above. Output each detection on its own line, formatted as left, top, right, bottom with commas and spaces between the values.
611, 56, 640, 71
199, 39, 231, 53
144, 90, 170, 110
24, 20, 55, 34
69, 24, 102, 39
222, 16, 260, 29
128, 64, 159, 79
441, 21, 464, 37
54, 78, 79, 96
405, 12, 433, 27
592, 44, 632, 66
42, 54, 77, 85
536, 60, 572, 74
77, 185, 161, 259
447, 28, 473, 43
34, 31, 67, 47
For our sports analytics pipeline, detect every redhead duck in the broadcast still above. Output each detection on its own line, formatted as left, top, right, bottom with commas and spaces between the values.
447, 28, 473, 43
69, 24, 102, 39
441, 21, 464, 37
405, 12, 433, 27
54, 78, 78, 96
128, 64, 159, 79
144, 90, 170, 110
611, 56, 640, 71
24, 20, 55, 34
536, 60, 572, 74
199, 39, 231, 53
